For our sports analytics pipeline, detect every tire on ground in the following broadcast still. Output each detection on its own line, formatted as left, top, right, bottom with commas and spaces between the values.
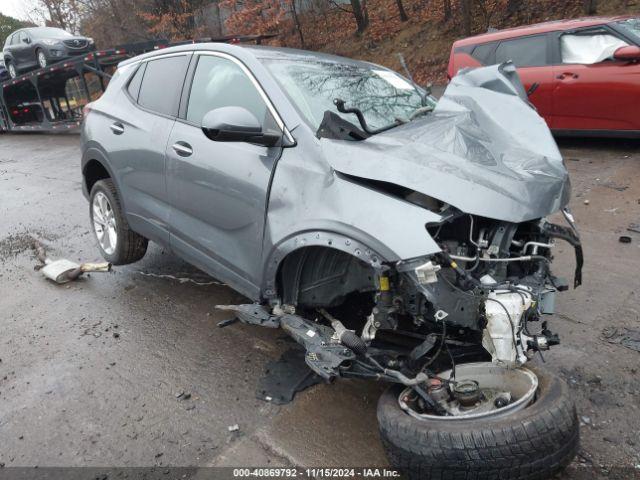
377, 366, 579, 480
90, 178, 148, 265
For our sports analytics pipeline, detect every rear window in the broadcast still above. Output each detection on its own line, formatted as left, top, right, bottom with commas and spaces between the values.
126, 63, 146, 101
137, 55, 189, 116
495, 35, 547, 67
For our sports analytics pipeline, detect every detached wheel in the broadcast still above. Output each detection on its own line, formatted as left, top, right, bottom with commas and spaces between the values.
90, 179, 148, 265
377, 365, 579, 480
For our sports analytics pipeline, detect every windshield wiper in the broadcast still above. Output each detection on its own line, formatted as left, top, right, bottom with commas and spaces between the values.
333, 98, 401, 135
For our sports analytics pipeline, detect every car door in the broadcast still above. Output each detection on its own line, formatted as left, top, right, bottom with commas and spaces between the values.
494, 34, 554, 123
166, 52, 284, 297
13, 32, 32, 68
107, 53, 190, 246
551, 28, 640, 132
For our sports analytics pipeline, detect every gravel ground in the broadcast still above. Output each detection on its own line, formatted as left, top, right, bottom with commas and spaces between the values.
0, 132, 638, 477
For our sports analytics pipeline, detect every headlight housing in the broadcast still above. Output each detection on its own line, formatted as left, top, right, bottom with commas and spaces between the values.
41, 39, 60, 46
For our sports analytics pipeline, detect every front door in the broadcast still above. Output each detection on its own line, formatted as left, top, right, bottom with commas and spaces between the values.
166, 52, 283, 297
493, 34, 554, 122
551, 29, 640, 132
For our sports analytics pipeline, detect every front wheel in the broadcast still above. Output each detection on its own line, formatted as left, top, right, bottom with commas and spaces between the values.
7, 61, 16, 78
37, 49, 48, 68
90, 179, 148, 265
377, 365, 579, 480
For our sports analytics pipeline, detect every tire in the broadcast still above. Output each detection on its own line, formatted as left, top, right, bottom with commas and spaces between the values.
89, 179, 148, 265
37, 49, 47, 69
7, 61, 16, 79
377, 366, 579, 480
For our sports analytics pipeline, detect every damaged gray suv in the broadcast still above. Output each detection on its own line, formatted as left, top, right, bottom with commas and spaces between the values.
81, 44, 583, 479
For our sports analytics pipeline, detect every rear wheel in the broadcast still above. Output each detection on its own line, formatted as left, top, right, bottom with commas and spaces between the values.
37, 49, 47, 68
377, 366, 579, 480
89, 179, 148, 265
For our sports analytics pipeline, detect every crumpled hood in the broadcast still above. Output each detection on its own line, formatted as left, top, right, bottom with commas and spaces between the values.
321, 63, 570, 223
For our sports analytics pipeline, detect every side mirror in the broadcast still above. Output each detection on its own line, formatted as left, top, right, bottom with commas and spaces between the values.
613, 45, 640, 61
22, 37, 31, 44
201, 106, 281, 147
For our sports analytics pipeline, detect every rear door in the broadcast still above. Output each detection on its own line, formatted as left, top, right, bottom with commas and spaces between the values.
493, 34, 554, 122
550, 27, 640, 132
14, 32, 33, 68
106, 53, 190, 245
166, 52, 284, 297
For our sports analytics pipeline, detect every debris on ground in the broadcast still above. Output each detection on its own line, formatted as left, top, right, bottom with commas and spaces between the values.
619, 236, 632, 244
628, 223, 640, 234
227, 424, 239, 432
138, 271, 225, 286
602, 326, 640, 352
30, 237, 111, 284
176, 392, 191, 401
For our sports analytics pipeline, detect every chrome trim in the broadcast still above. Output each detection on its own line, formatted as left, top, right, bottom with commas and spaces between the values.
194, 51, 295, 145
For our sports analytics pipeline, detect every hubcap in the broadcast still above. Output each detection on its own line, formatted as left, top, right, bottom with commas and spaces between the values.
38, 52, 47, 68
92, 192, 117, 255
8, 63, 16, 78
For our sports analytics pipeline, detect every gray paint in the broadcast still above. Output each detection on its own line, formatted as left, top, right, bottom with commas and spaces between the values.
82, 45, 570, 302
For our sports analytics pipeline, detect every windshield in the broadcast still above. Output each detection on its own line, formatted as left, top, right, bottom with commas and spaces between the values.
33, 27, 74, 39
262, 57, 434, 132
615, 18, 640, 43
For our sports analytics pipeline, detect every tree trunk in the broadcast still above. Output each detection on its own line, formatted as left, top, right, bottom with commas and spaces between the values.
443, 0, 451, 21
290, 0, 305, 48
461, 0, 472, 35
395, 0, 408, 21
350, 0, 368, 34
583, 0, 597, 14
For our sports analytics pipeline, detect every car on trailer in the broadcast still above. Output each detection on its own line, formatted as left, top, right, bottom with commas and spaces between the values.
3, 27, 95, 78
81, 43, 584, 479
448, 16, 640, 137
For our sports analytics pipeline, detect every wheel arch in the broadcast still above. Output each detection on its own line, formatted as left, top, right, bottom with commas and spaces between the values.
81, 147, 119, 199
261, 230, 389, 303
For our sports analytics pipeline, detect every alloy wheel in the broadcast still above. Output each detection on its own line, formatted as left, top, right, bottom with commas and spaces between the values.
37, 51, 47, 68
92, 192, 117, 255
8, 63, 16, 78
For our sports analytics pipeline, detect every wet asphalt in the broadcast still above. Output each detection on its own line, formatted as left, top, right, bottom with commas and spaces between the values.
0, 132, 639, 474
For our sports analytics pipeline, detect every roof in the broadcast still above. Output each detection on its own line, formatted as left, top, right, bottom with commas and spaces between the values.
453, 15, 635, 46
119, 42, 374, 68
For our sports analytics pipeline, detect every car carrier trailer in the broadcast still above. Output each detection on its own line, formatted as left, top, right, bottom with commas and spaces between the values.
0, 35, 275, 133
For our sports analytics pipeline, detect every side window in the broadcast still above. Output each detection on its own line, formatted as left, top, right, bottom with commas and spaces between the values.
127, 63, 146, 101
138, 55, 189, 116
495, 35, 547, 67
471, 42, 496, 65
560, 32, 628, 65
186, 55, 270, 125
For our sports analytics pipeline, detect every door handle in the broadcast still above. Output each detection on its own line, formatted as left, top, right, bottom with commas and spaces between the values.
556, 72, 579, 80
110, 122, 124, 135
172, 141, 193, 157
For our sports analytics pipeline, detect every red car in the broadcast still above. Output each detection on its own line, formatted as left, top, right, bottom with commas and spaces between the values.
448, 16, 640, 137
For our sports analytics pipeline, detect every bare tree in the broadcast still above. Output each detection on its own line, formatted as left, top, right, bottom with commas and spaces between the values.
350, 0, 368, 34
395, 0, 408, 22
290, 0, 305, 47
583, 0, 597, 14
443, 0, 452, 21
461, 0, 472, 35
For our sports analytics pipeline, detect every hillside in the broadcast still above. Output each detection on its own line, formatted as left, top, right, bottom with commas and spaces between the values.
265, 0, 640, 84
